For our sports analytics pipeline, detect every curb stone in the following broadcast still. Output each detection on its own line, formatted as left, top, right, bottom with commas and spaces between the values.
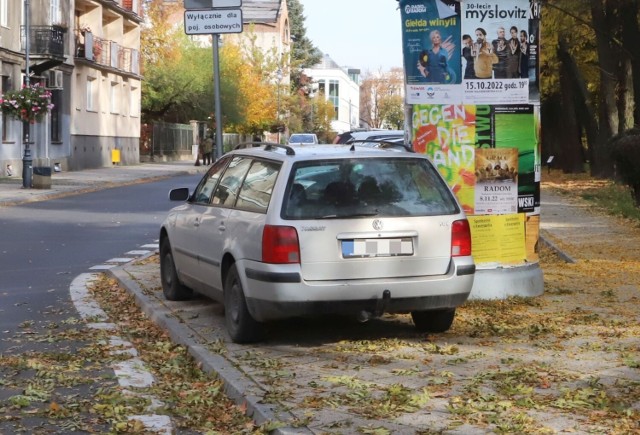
107, 256, 314, 434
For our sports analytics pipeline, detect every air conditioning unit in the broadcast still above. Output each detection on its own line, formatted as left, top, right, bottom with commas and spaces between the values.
46, 70, 63, 89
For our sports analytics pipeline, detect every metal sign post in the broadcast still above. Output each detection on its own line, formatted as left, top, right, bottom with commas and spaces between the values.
184, 0, 241, 8
184, 0, 243, 160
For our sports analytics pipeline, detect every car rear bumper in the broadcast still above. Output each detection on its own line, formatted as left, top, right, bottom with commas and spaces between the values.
237, 258, 475, 321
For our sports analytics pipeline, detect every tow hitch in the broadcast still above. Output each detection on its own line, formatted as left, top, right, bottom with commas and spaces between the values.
357, 289, 391, 322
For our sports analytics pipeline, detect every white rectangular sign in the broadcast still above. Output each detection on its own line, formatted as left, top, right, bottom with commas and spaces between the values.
184, 0, 241, 9
184, 9, 243, 35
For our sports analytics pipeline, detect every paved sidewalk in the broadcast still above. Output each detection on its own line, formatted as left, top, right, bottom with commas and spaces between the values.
0, 161, 207, 207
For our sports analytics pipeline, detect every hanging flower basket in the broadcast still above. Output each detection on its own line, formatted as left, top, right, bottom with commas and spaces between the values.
0, 84, 54, 124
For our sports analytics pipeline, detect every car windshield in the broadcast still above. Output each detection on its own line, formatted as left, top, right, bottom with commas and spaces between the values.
289, 134, 316, 144
282, 157, 459, 219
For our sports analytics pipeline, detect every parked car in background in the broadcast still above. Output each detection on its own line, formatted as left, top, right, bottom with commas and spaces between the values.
288, 133, 318, 144
159, 142, 475, 343
334, 129, 405, 144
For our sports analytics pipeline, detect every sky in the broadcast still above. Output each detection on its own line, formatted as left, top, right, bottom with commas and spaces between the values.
297, 0, 403, 73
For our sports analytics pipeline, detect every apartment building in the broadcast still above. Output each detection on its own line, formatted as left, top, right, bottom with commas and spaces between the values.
0, 0, 142, 177
304, 53, 360, 134
222, 0, 290, 68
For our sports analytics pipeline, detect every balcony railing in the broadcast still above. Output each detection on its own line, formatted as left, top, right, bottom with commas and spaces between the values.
21, 25, 66, 57
75, 30, 140, 76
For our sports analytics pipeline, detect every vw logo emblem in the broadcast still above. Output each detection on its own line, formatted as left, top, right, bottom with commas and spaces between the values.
372, 219, 383, 231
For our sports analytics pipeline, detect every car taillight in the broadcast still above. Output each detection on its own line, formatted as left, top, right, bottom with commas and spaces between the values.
262, 225, 300, 264
451, 219, 472, 257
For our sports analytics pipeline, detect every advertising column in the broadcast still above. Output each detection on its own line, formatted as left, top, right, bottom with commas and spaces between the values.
400, 0, 543, 299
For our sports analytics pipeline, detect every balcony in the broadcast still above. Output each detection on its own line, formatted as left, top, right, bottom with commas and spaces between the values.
75, 30, 140, 77
21, 25, 67, 58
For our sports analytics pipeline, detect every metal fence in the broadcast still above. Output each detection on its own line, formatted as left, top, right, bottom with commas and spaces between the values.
139, 122, 253, 159
140, 122, 193, 159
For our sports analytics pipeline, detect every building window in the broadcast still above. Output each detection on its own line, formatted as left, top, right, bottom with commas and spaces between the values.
86, 77, 95, 111
329, 80, 339, 120
1, 0, 8, 28
130, 86, 139, 117
50, 0, 60, 24
110, 82, 119, 114
50, 89, 61, 142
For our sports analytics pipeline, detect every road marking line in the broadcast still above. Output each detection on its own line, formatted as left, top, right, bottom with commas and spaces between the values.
69, 247, 175, 435
89, 264, 117, 270
126, 250, 151, 255
106, 257, 136, 263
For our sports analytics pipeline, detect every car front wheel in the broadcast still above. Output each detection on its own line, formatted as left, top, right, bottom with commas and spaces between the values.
160, 238, 192, 301
224, 264, 263, 343
411, 308, 456, 333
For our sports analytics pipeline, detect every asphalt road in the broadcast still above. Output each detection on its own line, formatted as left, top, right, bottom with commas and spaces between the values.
0, 174, 201, 342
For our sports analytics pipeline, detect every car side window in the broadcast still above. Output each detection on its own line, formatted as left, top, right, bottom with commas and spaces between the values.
192, 156, 230, 204
235, 160, 281, 213
211, 156, 252, 207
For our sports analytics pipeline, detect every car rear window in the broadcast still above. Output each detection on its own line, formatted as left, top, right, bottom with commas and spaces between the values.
282, 157, 459, 219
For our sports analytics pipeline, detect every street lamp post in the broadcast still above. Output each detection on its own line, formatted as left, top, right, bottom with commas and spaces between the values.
309, 90, 315, 132
276, 68, 282, 144
22, 0, 32, 189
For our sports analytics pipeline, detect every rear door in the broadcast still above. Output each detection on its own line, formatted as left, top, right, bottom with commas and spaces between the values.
282, 156, 461, 281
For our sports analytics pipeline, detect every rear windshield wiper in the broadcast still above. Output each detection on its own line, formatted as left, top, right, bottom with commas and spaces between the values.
319, 212, 379, 219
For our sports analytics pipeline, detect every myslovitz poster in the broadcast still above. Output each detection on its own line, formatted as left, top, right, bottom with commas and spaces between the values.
400, 0, 461, 86
460, 0, 540, 104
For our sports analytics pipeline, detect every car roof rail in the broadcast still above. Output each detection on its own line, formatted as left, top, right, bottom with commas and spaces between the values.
234, 141, 296, 156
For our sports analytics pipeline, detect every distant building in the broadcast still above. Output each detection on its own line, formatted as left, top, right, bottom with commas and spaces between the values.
223, 0, 290, 72
304, 54, 361, 134
0, 0, 142, 175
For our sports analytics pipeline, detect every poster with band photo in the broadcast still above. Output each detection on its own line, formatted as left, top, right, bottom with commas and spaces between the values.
461, 0, 540, 104
402, 0, 541, 105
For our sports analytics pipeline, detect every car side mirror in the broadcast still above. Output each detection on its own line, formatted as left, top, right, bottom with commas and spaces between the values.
168, 187, 190, 201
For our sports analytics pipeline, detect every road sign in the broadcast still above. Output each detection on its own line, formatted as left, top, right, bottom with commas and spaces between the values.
184, 9, 243, 35
184, 0, 241, 9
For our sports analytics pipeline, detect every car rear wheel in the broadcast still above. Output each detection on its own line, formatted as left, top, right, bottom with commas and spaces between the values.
224, 264, 263, 343
411, 308, 456, 333
160, 239, 192, 301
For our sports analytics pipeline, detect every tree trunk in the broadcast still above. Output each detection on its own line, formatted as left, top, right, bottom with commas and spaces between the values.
620, 0, 640, 127
590, 0, 617, 177
556, 37, 588, 172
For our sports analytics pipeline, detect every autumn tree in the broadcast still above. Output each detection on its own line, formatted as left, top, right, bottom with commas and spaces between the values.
360, 68, 405, 129
141, 0, 215, 123
541, 0, 640, 177
286, 0, 322, 91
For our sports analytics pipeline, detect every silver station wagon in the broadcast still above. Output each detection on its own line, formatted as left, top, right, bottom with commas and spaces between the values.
160, 142, 475, 343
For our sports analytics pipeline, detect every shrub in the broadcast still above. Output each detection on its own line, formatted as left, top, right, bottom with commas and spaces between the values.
610, 128, 640, 206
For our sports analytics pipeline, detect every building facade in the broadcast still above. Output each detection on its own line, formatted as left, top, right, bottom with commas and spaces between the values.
304, 54, 360, 134
0, 0, 142, 178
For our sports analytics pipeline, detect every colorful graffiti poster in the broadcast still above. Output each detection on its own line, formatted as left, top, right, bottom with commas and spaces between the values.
400, 0, 462, 86
412, 104, 476, 214
461, 0, 540, 104
474, 147, 519, 214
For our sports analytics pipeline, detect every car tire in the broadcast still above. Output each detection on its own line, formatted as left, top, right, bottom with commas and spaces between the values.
160, 239, 192, 301
224, 264, 263, 343
411, 308, 456, 333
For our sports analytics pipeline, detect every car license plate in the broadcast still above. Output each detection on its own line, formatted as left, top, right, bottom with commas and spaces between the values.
341, 238, 413, 258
